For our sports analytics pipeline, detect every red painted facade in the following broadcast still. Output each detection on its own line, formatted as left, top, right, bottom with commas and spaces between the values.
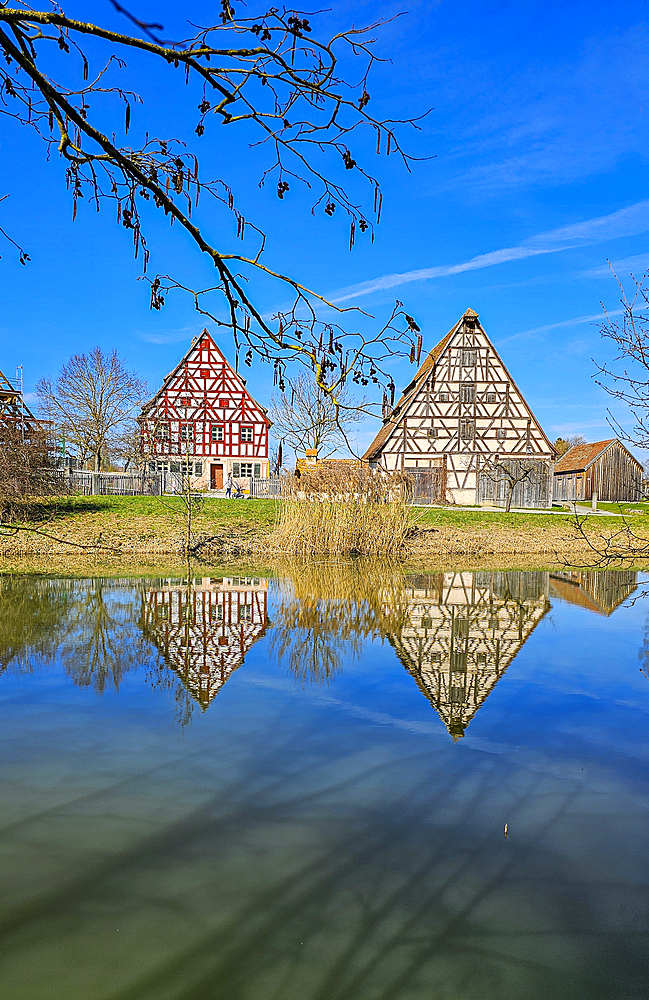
139, 330, 271, 488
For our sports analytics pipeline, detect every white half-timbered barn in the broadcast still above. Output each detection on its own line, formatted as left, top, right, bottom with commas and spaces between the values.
363, 309, 555, 506
139, 330, 271, 491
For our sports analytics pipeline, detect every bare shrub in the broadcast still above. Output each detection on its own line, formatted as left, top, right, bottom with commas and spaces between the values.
0, 425, 63, 522
271, 465, 417, 556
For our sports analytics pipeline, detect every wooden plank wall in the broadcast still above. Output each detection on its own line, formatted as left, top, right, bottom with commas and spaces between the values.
553, 443, 643, 502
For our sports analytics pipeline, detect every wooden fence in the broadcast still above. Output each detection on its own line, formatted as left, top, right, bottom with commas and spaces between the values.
54, 469, 164, 496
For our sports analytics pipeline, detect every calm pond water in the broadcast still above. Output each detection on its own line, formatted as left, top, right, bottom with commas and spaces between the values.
0, 565, 648, 1000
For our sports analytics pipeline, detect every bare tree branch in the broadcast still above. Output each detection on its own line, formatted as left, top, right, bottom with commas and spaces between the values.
0, 3, 429, 407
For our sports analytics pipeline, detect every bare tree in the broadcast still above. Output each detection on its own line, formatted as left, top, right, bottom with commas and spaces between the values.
269, 373, 365, 459
112, 418, 143, 472
37, 347, 146, 471
479, 457, 550, 512
595, 271, 649, 448
553, 434, 586, 458
0, 3, 426, 409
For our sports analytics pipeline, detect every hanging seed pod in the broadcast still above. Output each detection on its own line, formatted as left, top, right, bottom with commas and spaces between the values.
416, 334, 423, 364
376, 192, 383, 224
349, 221, 355, 251
409, 345, 415, 363
376, 128, 381, 155
125, 103, 130, 134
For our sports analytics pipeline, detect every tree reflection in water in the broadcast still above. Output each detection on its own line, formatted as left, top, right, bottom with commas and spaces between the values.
0, 575, 71, 674
58, 579, 151, 693
0, 576, 152, 692
271, 560, 411, 685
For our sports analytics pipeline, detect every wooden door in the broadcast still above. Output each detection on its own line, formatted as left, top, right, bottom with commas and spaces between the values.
211, 463, 223, 490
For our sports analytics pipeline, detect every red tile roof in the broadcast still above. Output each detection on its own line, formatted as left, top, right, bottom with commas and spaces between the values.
553, 439, 616, 473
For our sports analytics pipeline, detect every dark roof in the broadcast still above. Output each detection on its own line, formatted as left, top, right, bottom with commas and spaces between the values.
552, 439, 642, 474
362, 314, 467, 461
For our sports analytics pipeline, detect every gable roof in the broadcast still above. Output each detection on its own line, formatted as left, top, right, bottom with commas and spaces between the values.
553, 438, 642, 474
140, 329, 270, 424
362, 317, 463, 461
363, 308, 554, 461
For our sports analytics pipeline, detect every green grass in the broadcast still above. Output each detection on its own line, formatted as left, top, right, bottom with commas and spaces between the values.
11, 494, 639, 537
21, 494, 280, 529
574, 500, 649, 516
414, 506, 621, 531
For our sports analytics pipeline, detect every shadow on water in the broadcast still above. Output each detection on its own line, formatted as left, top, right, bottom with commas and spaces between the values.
0, 565, 647, 998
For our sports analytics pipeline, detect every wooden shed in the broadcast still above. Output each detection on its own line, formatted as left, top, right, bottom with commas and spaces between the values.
553, 439, 643, 502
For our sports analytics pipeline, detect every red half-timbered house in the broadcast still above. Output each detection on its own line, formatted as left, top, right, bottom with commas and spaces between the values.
139, 330, 271, 490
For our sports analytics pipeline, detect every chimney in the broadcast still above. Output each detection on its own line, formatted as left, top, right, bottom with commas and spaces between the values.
305, 448, 318, 467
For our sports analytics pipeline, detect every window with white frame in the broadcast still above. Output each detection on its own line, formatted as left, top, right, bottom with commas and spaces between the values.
439, 392, 450, 402
461, 350, 477, 367
180, 423, 194, 441
211, 424, 224, 441
486, 392, 496, 403
460, 383, 475, 403
240, 425, 254, 442
233, 462, 262, 479
496, 428, 507, 440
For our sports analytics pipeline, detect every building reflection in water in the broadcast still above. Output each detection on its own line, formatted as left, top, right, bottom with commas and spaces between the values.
141, 576, 269, 709
549, 570, 637, 615
389, 572, 551, 739
390, 569, 638, 739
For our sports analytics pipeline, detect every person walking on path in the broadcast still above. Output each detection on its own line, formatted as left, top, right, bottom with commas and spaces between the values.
225, 472, 233, 498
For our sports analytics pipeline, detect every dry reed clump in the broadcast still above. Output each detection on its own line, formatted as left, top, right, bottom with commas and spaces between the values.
270, 465, 416, 556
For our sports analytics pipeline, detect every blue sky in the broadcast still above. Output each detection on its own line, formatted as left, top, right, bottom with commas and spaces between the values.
2, 0, 649, 458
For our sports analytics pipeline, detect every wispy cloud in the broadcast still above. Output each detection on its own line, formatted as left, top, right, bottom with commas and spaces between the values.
332, 202, 649, 304
498, 309, 624, 345
139, 325, 203, 345
582, 253, 649, 278
443, 25, 649, 194
548, 419, 615, 435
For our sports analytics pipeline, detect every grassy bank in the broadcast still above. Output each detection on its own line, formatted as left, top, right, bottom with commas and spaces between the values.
1, 494, 646, 560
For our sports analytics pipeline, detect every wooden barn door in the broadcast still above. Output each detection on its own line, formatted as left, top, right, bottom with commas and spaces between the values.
210, 463, 224, 490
